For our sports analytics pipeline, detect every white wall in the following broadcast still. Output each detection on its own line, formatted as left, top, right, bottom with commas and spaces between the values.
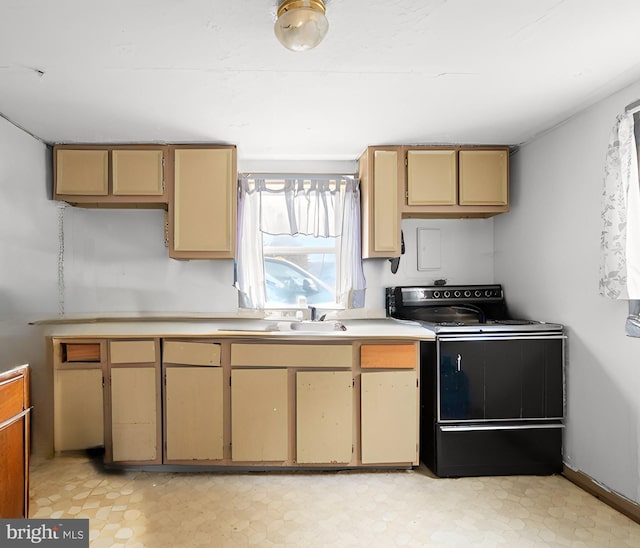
61, 208, 237, 314
0, 117, 59, 455
495, 80, 640, 503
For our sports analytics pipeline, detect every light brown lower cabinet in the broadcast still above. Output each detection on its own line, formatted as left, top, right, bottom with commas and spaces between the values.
110, 367, 159, 462
50, 336, 422, 470
165, 367, 224, 461
52, 339, 105, 453
107, 339, 161, 464
231, 369, 288, 462
54, 369, 104, 451
296, 371, 353, 464
361, 370, 418, 464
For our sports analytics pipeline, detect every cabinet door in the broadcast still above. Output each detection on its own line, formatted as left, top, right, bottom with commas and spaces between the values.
165, 367, 223, 461
372, 150, 401, 255
55, 149, 108, 196
170, 147, 237, 259
111, 367, 158, 462
231, 369, 288, 461
359, 147, 402, 258
112, 149, 164, 196
296, 371, 352, 464
407, 150, 457, 205
459, 150, 508, 205
54, 369, 104, 451
361, 370, 417, 464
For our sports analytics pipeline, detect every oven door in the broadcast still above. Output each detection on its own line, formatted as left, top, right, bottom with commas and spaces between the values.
437, 333, 565, 423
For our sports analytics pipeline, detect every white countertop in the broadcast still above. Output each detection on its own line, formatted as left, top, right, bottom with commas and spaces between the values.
34, 317, 434, 340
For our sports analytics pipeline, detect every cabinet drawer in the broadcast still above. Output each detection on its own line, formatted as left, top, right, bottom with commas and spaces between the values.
110, 340, 157, 364
231, 344, 352, 367
63, 343, 101, 363
163, 341, 221, 366
361, 344, 417, 369
0, 377, 24, 422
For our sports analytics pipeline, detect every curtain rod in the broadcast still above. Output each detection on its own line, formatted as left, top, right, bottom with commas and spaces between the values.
625, 99, 640, 114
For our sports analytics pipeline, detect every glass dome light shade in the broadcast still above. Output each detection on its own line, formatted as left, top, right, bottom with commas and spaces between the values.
274, 0, 329, 52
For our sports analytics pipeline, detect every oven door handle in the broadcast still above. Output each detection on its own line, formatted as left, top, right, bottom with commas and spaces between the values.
438, 334, 566, 342
440, 423, 564, 432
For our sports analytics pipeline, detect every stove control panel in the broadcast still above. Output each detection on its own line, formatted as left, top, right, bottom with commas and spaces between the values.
387, 285, 504, 307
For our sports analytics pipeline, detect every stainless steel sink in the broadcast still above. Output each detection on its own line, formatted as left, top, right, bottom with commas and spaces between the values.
289, 321, 346, 332
216, 320, 346, 334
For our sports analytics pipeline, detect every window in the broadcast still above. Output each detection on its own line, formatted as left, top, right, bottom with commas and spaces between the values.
235, 175, 366, 310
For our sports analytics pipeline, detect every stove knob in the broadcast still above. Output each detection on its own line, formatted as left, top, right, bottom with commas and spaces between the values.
485, 289, 493, 297
464, 290, 471, 297
433, 291, 440, 298
443, 290, 451, 298
454, 290, 461, 297
474, 290, 482, 297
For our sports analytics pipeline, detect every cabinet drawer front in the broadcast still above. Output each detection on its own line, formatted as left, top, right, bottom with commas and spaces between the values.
361, 344, 417, 369
109, 340, 157, 364
64, 343, 101, 363
231, 344, 352, 367
0, 377, 24, 422
163, 341, 221, 366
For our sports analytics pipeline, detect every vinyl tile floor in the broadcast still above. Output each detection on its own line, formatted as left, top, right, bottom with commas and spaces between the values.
29, 453, 640, 547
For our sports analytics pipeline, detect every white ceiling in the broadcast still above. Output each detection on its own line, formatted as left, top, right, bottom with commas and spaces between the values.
2, 0, 640, 161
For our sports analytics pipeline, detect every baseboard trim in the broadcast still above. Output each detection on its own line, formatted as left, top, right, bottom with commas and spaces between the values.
563, 465, 640, 525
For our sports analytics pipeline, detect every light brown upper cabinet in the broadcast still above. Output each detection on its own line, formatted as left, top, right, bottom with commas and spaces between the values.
458, 149, 509, 205
54, 145, 168, 206
407, 149, 457, 205
168, 145, 237, 260
404, 146, 509, 217
358, 146, 403, 258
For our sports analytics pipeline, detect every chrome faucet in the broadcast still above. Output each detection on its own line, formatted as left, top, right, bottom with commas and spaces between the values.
308, 306, 317, 321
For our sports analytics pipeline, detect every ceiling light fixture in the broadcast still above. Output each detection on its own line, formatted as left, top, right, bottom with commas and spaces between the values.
274, 0, 329, 52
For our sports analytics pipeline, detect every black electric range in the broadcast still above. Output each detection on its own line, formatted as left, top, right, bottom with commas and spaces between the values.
386, 284, 565, 478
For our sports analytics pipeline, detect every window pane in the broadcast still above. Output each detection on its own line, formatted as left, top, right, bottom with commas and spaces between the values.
263, 234, 337, 307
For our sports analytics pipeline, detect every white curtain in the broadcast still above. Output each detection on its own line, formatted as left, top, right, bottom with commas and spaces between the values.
235, 176, 366, 310
599, 111, 640, 336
